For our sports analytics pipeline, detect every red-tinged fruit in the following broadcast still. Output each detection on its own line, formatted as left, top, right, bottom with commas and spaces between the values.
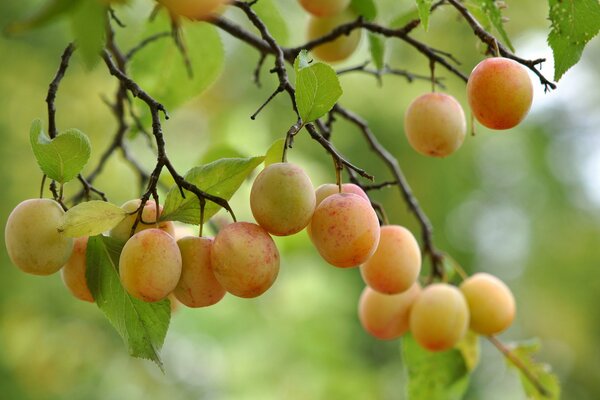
467, 57, 533, 130
211, 222, 280, 298
299, 0, 350, 17
61, 237, 94, 302
310, 193, 380, 268
360, 225, 421, 294
358, 283, 421, 340
159, 0, 229, 20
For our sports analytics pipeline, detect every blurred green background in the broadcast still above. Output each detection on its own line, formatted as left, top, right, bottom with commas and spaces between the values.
0, 0, 599, 399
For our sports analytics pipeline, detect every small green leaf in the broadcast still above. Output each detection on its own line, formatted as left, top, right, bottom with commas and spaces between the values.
416, 0, 433, 31
5, 0, 81, 35
548, 0, 600, 81
254, 0, 289, 45
350, 0, 377, 21
294, 49, 312, 72
130, 14, 224, 115
70, 0, 107, 69
29, 119, 91, 184
295, 52, 343, 123
506, 339, 561, 400
59, 201, 127, 238
86, 236, 170, 371
402, 334, 470, 400
161, 157, 265, 224
476, 0, 514, 52
368, 33, 385, 71
264, 138, 286, 166
455, 331, 480, 372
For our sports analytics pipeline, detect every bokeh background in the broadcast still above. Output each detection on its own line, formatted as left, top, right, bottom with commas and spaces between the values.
0, 0, 598, 399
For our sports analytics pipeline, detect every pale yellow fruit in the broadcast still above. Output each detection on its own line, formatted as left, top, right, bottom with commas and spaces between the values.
61, 237, 93, 302
159, 0, 229, 20
211, 222, 280, 298
358, 283, 421, 340
360, 225, 421, 294
119, 229, 182, 302
307, 11, 361, 63
250, 162, 316, 236
174, 236, 226, 308
110, 199, 175, 243
410, 283, 469, 351
299, 0, 350, 17
5, 198, 73, 276
460, 273, 515, 335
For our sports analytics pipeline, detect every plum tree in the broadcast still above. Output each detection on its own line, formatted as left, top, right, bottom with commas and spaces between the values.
409, 283, 469, 351
119, 228, 182, 302
310, 193, 380, 268
460, 273, 516, 335
250, 162, 316, 236
358, 283, 421, 340
404, 93, 467, 157
211, 222, 280, 298
110, 199, 175, 243
298, 0, 351, 17
158, 0, 229, 20
61, 237, 93, 302
360, 225, 421, 294
5, 198, 73, 276
467, 57, 533, 130
174, 236, 226, 308
307, 10, 361, 62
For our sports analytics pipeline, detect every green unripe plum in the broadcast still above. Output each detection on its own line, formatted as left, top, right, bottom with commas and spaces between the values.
61, 237, 93, 302
307, 11, 361, 63
119, 229, 182, 302
358, 283, 421, 340
404, 93, 467, 157
250, 162, 316, 236
467, 57, 533, 130
310, 193, 380, 268
410, 283, 469, 351
360, 225, 421, 294
211, 222, 280, 298
460, 273, 515, 335
299, 0, 350, 17
159, 0, 229, 20
174, 236, 226, 308
110, 199, 175, 243
5, 198, 73, 276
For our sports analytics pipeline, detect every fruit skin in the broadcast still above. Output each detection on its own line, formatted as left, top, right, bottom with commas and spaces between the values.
5, 198, 74, 276
250, 162, 316, 236
110, 199, 175, 243
159, 0, 229, 20
61, 237, 94, 302
299, 0, 350, 17
460, 273, 515, 335
211, 222, 280, 298
119, 229, 182, 302
174, 236, 226, 308
409, 283, 469, 351
307, 11, 361, 63
310, 193, 380, 268
358, 283, 421, 340
404, 93, 467, 157
360, 225, 421, 294
467, 57, 533, 130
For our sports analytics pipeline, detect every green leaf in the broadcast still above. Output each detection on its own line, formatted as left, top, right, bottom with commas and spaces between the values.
368, 33, 385, 71
253, 0, 289, 46
5, 0, 81, 35
70, 0, 107, 69
295, 52, 343, 123
455, 331, 481, 372
29, 119, 91, 184
401, 334, 471, 400
161, 157, 265, 224
59, 201, 127, 238
506, 339, 561, 400
548, 0, 600, 81
264, 138, 286, 167
86, 236, 170, 371
416, 0, 433, 31
130, 14, 224, 114
350, 0, 377, 21
476, 0, 514, 52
